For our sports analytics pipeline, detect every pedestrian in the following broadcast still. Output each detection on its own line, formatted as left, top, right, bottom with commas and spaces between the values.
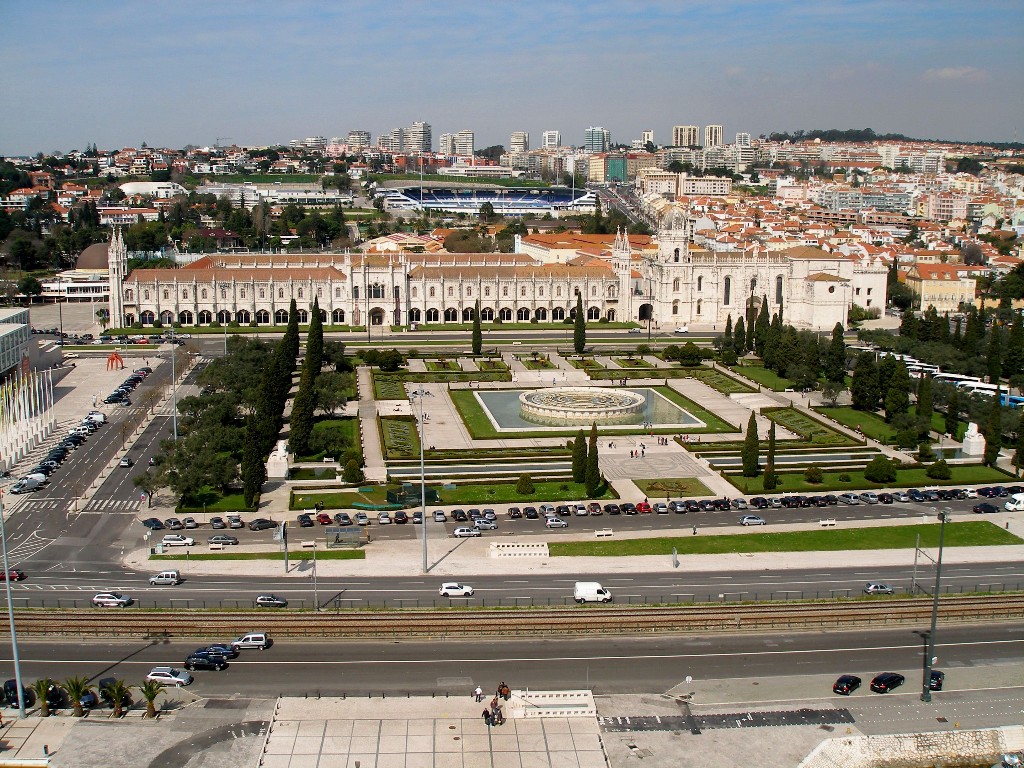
501, 684, 510, 700
630, 449, 634, 458
482, 708, 492, 726
474, 685, 483, 702
693, 525, 697, 535
641, 449, 645, 458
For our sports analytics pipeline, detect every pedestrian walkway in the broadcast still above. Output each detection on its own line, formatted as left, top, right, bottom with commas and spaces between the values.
356, 366, 386, 481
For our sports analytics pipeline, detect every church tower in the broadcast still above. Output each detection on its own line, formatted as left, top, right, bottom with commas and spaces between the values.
611, 227, 633, 321
107, 226, 128, 328
652, 208, 692, 326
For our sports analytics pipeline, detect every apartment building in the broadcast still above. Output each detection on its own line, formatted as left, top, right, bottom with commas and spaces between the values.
405, 122, 432, 153
585, 127, 611, 153
541, 130, 561, 149
704, 125, 724, 147
510, 131, 529, 153
904, 264, 983, 313
672, 125, 699, 147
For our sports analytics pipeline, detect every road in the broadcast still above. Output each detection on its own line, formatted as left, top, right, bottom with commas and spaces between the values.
0, 624, 1020, 698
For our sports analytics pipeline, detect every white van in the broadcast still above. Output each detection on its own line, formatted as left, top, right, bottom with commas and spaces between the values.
231, 632, 271, 650
85, 412, 107, 425
1003, 493, 1024, 512
573, 581, 612, 604
149, 570, 182, 586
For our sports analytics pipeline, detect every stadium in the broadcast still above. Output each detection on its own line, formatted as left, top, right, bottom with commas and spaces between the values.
374, 186, 597, 217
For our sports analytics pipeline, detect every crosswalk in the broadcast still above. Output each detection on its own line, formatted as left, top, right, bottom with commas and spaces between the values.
5, 531, 55, 561
81, 498, 142, 514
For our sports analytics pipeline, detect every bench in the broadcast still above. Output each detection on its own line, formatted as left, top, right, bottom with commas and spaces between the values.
819, 519, 837, 527
595, 529, 614, 538
300, 540, 317, 549
208, 543, 223, 551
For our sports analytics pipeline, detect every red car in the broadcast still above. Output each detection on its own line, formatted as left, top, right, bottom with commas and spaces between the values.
636, 501, 652, 513
316, 513, 332, 525
587, 502, 603, 515
1, 569, 25, 581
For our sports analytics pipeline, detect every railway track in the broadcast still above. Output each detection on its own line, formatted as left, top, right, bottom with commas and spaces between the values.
8, 594, 1024, 639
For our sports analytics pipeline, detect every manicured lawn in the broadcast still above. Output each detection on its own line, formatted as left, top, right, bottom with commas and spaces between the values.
730, 364, 791, 391
655, 386, 737, 432
765, 407, 861, 446
425, 360, 461, 372
372, 371, 510, 399
295, 417, 360, 462
818, 406, 967, 444
177, 490, 255, 514
724, 464, 1013, 493
548, 521, 1021, 557
289, 467, 339, 481
291, 486, 396, 510
380, 415, 420, 460
615, 357, 653, 368
153, 549, 365, 561
477, 359, 509, 372
521, 357, 557, 370
633, 478, 714, 498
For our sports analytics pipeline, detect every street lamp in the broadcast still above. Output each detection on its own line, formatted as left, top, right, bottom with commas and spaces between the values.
921, 508, 952, 703
55, 275, 65, 341
0, 485, 27, 718
310, 544, 318, 612
409, 388, 433, 574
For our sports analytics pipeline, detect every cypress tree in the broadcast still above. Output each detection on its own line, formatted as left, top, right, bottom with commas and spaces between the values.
584, 423, 601, 496
825, 322, 847, 384
241, 418, 267, 507
754, 296, 770, 357
899, 311, 919, 340
944, 388, 961, 438
877, 355, 897, 400
763, 312, 782, 371
986, 324, 1003, 384
287, 367, 317, 457
983, 391, 1003, 467
285, 298, 300, 363
571, 428, 587, 483
306, 297, 324, 375
1004, 313, 1024, 379
916, 375, 934, 438
734, 317, 746, 358
471, 299, 482, 356
763, 420, 777, 491
741, 412, 759, 477
851, 352, 880, 411
884, 361, 911, 423
777, 296, 784, 327
1013, 411, 1024, 476
724, 314, 733, 347
573, 293, 586, 354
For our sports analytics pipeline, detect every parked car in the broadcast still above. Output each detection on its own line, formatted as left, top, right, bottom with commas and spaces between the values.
210, 517, 226, 529
523, 507, 539, 519
451, 509, 468, 522
653, 502, 669, 514
837, 493, 860, 505
506, 507, 522, 519
334, 512, 353, 526
929, 670, 944, 691
412, 511, 423, 524
207, 534, 239, 545
247, 518, 276, 531
393, 511, 409, 524
92, 592, 133, 607
475, 519, 497, 530
354, 512, 369, 526
433, 510, 447, 522
182, 517, 198, 529
161, 534, 194, 547
974, 503, 1000, 514
858, 492, 879, 504
604, 503, 620, 515
145, 667, 193, 687
892, 492, 910, 503
636, 501, 652, 513
869, 672, 905, 693
453, 527, 481, 538
439, 583, 474, 597
878, 493, 894, 504
832, 675, 862, 695
377, 512, 392, 525
587, 502, 602, 515
255, 594, 288, 608
545, 517, 568, 529
731, 498, 748, 510
863, 582, 895, 595
164, 518, 184, 530
227, 515, 244, 528
740, 515, 766, 526
141, 518, 164, 530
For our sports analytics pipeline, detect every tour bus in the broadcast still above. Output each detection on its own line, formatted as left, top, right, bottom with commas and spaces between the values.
958, 382, 1001, 396
932, 373, 982, 387
1002, 394, 1024, 408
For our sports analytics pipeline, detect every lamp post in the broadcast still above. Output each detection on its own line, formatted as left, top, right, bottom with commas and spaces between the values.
410, 388, 432, 574
311, 544, 318, 612
921, 509, 951, 703
56, 276, 65, 341
0, 486, 27, 718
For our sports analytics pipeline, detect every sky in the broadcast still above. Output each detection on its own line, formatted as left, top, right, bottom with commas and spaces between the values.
1, 0, 1022, 156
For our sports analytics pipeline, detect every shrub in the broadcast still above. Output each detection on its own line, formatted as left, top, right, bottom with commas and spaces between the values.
917, 442, 935, 462
172, 321, 182, 328
530, 318, 538, 324
598, 317, 609, 324
209, 321, 221, 328
152, 321, 163, 328
342, 458, 364, 484
864, 455, 897, 483
515, 473, 535, 494
838, 473, 851, 482
131, 322, 143, 329
228, 320, 240, 328
804, 465, 824, 484
926, 459, 952, 480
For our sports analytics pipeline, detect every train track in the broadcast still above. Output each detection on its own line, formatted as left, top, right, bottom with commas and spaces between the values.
8, 594, 1024, 639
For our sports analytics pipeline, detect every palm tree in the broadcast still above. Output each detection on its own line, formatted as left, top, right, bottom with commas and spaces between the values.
101, 679, 132, 718
96, 308, 109, 331
139, 680, 165, 718
31, 678, 53, 717
63, 676, 93, 717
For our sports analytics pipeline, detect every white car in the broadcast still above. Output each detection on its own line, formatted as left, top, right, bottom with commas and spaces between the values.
673, 325, 689, 334
439, 583, 474, 597
92, 592, 133, 607
453, 527, 481, 538
145, 667, 193, 687
161, 534, 194, 547
963, 488, 978, 499
864, 582, 895, 595
545, 517, 568, 528
377, 512, 392, 525
474, 519, 497, 530
539, 504, 556, 515
63, 352, 80, 359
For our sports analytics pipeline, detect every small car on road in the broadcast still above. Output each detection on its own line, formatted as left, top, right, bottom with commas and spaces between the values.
453, 527, 481, 538
118, 457, 133, 468
184, 651, 228, 671
248, 518, 276, 531
92, 592, 132, 607
863, 582, 895, 595
145, 667, 193, 687
545, 517, 568, 528
210, 517, 226, 529
161, 534, 194, 547
255, 594, 288, 608
869, 672, 905, 693
439, 583, 474, 597
207, 534, 239, 546
1, 569, 26, 581
142, 517, 164, 530
740, 515, 766, 526
975, 503, 1000, 514
929, 670, 944, 691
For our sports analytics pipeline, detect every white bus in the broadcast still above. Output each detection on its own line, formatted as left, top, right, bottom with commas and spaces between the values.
932, 373, 982, 386
958, 382, 1001, 396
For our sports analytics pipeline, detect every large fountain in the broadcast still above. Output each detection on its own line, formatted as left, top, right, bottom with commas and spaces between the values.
519, 386, 646, 426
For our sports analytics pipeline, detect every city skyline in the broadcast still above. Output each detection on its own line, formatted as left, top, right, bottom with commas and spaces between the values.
1, 0, 1022, 156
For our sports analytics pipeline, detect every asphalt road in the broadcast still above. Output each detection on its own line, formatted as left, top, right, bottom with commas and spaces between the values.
1, 624, 1020, 698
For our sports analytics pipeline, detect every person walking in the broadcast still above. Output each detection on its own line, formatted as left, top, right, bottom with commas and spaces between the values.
482, 708, 492, 726
474, 685, 483, 702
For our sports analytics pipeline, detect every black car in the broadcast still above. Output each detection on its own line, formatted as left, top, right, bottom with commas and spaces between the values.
993, 486, 1008, 497
977, 487, 996, 498
201, 643, 239, 659
685, 500, 700, 513
452, 509, 468, 522
698, 500, 715, 512
249, 518, 276, 531
832, 674, 861, 695
297, 514, 314, 527
749, 497, 768, 509
878, 493, 894, 504
394, 511, 409, 524
973, 502, 999, 514
908, 489, 925, 502
98, 677, 133, 708
929, 670, 944, 691
507, 507, 523, 519
923, 490, 940, 502
141, 518, 165, 530
184, 651, 228, 671
604, 503, 620, 515
523, 507, 539, 519
3, 680, 35, 707
810, 496, 829, 507
869, 672, 905, 693
712, 498, 731, 511
622, 502, 638, 515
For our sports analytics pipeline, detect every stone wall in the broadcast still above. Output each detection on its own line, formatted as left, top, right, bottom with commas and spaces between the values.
799, 725, 1024, 768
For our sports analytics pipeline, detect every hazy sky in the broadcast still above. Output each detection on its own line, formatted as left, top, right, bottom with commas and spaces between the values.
2, 0, 1022, 156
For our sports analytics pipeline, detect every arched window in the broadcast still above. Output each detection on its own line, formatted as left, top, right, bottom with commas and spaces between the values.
673, 247, 680, 263
426, 308, 439, 322
591, 285, 597, 296
429, 287, 436, 298
556, 286, 562, 297
552, 307, 565, 321
352, 286, 359, 299
499, 308, 512, 321
217, 310, 231, 324
297, 309, 308, 323
672, 300, 679, 315
502, 286, 509, 297
463, 308, 474, 322
539, 287, 544, 297
520, 286, 527, 297
776, 275, 784, 304
240, 289, 246, 299
673, 278, 680, 291
125, 290, 133, 301
198, 310, 212, 324
274, 309, 288, 324
178, 310, 194, 325
393, 285, 400, 299
411, 287, 418, 298
162, 290, 169, 300
221, 289, 227, 300
297, 288, 303, 299
750, 277, 757, 293
202, 289, 208, 299
369, 284, 385, 299
407, 308, 419, 322
697, 276, 703, 292
279, 288, 284, 298
696, 299, 702, 315
259, 289, 265, 299
517, 307, 530, 321
606, 308, 616, 321
443, 308, 458, 322
317, 287, 322, 297
183, 290, 188, 299
607, 285, 617, 298
256, 309, 270, 324
448, 286, 455, 297
481, 307, 494, 321
140, 310, 155, 325
144, 290, 150, 300
159, 310, 174, 324
335, 287, 341, 298
236, 310, 251, 324
484, 287, 491, 297
724, 276, 731, 305
332, 308, 346, 323
587, 306, 600, 320
466, 287, 472, 297
535, 307, 547, 321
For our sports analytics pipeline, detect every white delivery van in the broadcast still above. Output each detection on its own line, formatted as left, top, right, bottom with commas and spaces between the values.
574, 581, 612, 604
1004, 493, 1024, 512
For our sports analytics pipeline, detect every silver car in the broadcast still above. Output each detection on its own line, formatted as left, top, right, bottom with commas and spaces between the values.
863, 582, 895, 595
145, 667, 192, 687
92, 592, 133, 607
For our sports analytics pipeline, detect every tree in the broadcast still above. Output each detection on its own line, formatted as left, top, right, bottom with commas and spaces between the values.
101, 679, 132, 718
314, 371, 350, 415
741, 412, 759, 477
864, 455, 897, 483
884, 362, 911, 422
585, 423, 601, 496
983, 394, 1003, 467
478, 201, 496, 222
471, 299, 482, 356
32, 679, 54, 718
133, 470, 160, 508
287, 368, 316, 457
763, 420, 778, 490
573, 293, 586, 354
916, 376, 934, 438
240, 420, 267, 508
986, 324, 1003, 384
16, 275, 42, 303
515, 473, 535, 494
754, 296, 770, 356
1013, 418, 1024, 475
571, 429, 587, 483
825, 322, 846, 384
926, 459, 952, 480
139, 680, 165, 719
95, 307, 109, 330
306, 297, 324, 375
679, 342, 702, 366
945, 388, 961, 438
64, 676, 93, 718
734, 317, 746, 357
342, 458, 364, 484
851, 353, 880, 411
821, 381, 845, 407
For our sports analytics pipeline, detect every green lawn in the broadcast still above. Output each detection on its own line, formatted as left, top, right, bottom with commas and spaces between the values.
372, 371, 510, 399
725, 463, 1013, 493
548, 521, 1021, 557
633, 478, 714, 498
294, 417, 360, 462
615, 358, 653, 368
379, 415, 420, 460
765, 407, 861, 446
291, 486, 397, 510
585, 366, 755, 394
730, 364, 791, 391
177, 490, 255, 514
817, 406, 967, 444
153, 549, 365, 561
425, 360, 462, 372
477, 359, 509, 372
289, 467, 339, 481
521, 358, 557, 370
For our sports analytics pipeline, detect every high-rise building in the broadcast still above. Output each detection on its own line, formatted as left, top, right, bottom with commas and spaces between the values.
346, 130, 371, 148
405, 121, 432, 153
672, 125, 699, 147
439, 133, 455, 155
452, 130, 474, 156
641, 129, 654, 147
584, 126, 611, 153
735, 132, 752, 148
510, 131, 529, 153
704, 125, 724, 147
541, 130, 561, 149
379, 128, 404, 152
